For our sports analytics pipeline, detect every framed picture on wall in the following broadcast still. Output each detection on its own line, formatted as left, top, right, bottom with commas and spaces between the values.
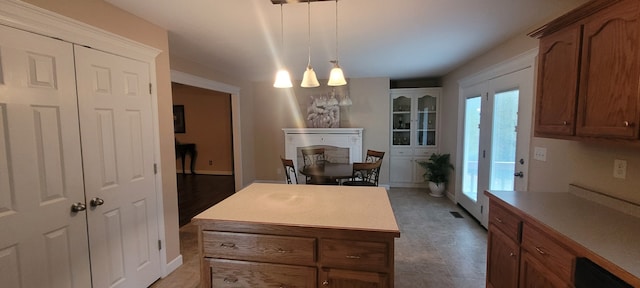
173, 105, 186, 133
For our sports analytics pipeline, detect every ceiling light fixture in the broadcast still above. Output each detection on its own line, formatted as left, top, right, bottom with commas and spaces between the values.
328, 0, 347, 86
274, 3, 293, 88
300, 0, 320, 87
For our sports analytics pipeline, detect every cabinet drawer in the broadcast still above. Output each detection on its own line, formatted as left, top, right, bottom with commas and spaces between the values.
207, 258, 316, 288
489, 201, 522, 242
391, 148, 413, 156
203, 231, 316, 265
413, 149, 434, 157
320, 239, 389, 271
521, 223, 576, 282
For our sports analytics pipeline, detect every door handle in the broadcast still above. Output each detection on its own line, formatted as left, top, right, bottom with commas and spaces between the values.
90, 197, 105, 207
71, 202, 87, 212
514, 171, 524, 178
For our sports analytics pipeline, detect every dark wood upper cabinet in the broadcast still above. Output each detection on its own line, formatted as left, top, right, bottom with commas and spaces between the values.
531, 0, 640, 143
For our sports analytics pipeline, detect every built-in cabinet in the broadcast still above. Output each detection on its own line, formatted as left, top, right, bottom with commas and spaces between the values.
531, 0, 640, 142
389, 88, 440, 187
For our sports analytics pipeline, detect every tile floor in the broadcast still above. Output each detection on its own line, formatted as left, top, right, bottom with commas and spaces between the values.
150, 187, 488, 288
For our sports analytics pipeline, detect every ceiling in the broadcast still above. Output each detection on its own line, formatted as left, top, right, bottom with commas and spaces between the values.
105, 0, 587, 83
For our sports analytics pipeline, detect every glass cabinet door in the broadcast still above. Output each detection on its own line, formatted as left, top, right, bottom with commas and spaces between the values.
417, 94, 437, 147
392, 96, 411, 146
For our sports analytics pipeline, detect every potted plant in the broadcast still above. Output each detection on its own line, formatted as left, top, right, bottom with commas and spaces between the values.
417, 153, 454, 197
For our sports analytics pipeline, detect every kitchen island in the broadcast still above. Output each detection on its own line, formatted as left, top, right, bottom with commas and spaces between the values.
193, 183, 401, 288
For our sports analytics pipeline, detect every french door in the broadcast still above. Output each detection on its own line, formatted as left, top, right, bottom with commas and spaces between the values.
458, 67, 533, 227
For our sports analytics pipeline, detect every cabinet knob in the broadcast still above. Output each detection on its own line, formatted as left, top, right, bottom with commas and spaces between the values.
624, 121, 634, 127
562, 121, 569, 126
220, 242, 236, 248
494, 217, 503, 223
322, 280, 329, 286
509, 252, 516, 257
535, 246, 547, 255
223, 277, 238, 283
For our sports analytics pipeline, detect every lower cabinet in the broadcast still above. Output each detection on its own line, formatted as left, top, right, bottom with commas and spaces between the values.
486, 197, 576, 288
389, 148, 433, 187
486, 227, 520, 288
198, 227, 396, 288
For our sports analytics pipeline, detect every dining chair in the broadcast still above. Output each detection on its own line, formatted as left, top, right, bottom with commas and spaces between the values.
343, 160, 382, 186
301, 147, 326, 167
365, 149, 385, 163
280, 156, 298, 184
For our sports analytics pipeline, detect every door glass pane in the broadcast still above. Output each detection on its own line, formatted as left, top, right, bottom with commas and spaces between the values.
490, 89, 519, 190
462, 96, 481, 201
417, 95, 436, 146
392, 96, 411, 146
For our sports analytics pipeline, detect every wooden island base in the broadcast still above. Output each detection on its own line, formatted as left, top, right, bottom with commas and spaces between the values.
193, 183, 401, 288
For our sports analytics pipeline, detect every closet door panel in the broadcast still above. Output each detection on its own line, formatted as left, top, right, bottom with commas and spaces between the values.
0, 24, 91, 288
75, 45, 161, 288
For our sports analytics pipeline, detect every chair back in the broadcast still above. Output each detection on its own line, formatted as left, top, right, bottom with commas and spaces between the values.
365, 150, 385, 163
280, 156, 298, 184
301, 147, 326, 167
351, 160, 382, 186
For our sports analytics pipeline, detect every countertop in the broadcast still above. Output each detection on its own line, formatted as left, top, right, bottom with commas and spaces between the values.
486, 190, 640, 281
193, 183, 400, 236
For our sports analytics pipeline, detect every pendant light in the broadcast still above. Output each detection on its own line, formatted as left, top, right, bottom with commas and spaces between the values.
274, 3, 292, 88
328, 0, 347, 86
301, 0, 320, 88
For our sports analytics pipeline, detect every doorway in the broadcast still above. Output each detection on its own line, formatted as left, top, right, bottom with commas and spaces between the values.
171, 82, 235, 226
457, 53, 535, 227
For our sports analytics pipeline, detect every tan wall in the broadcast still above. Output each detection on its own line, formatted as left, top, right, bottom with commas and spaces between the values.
23, 0, 180, 264
252, 78, 391, 184
442, 0, 640, 205
172, 83, 233, 174
170, 55, 256, 188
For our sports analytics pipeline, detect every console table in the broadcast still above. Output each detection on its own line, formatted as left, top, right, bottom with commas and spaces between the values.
175, 142, 197, 174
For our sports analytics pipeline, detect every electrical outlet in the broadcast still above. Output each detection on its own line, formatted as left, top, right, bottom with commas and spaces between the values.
276, 168, 282, 175
208, 160, 213, 165
533, 147, 547, 162
614, 159, 627, 179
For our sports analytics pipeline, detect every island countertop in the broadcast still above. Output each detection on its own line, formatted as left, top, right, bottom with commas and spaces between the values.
193, 183, 400, 236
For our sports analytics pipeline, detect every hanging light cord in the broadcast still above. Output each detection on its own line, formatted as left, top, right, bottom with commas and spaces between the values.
307, 0, 312, 68
334, 0, 339, 63
280, 4, 284, 53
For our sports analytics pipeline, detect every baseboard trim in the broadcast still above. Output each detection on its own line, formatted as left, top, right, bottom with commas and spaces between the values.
163, 254, 183, 277
176, 170, 233, 175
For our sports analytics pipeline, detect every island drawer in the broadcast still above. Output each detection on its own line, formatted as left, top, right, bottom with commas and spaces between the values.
489, 201, 522, 242
320, 239, 389, 271
207, 258, 316, 288
203, 231, 316, 265
521, 222, 576, 281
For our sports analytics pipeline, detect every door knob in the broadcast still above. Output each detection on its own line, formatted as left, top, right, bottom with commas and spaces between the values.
90, 197, 105, 207
71, 202, 86, 212
514, 171, 524, 178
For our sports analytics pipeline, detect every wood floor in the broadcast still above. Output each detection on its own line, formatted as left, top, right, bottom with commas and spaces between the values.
177, 174, 235, 227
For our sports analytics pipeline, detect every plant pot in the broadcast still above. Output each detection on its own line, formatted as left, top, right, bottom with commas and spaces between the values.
428, 181, 446, 197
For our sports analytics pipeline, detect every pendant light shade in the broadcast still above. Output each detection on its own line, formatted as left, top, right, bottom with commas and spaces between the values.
301, 67, 320, 87
328, 61, 347, 86
301, 0, 319, 87
274, 4, 292, 88
274, 69, 293, 88
328, 0, 347, 86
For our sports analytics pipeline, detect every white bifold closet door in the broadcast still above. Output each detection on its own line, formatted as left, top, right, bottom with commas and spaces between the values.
0, 24, 160, 288
0, 25, 92, 287
75, 45, 160, 288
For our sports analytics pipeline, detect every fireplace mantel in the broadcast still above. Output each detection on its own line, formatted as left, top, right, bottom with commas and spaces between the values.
283, 128, 364, 171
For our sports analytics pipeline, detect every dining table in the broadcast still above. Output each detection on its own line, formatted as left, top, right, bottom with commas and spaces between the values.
299, 162, 353, 184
